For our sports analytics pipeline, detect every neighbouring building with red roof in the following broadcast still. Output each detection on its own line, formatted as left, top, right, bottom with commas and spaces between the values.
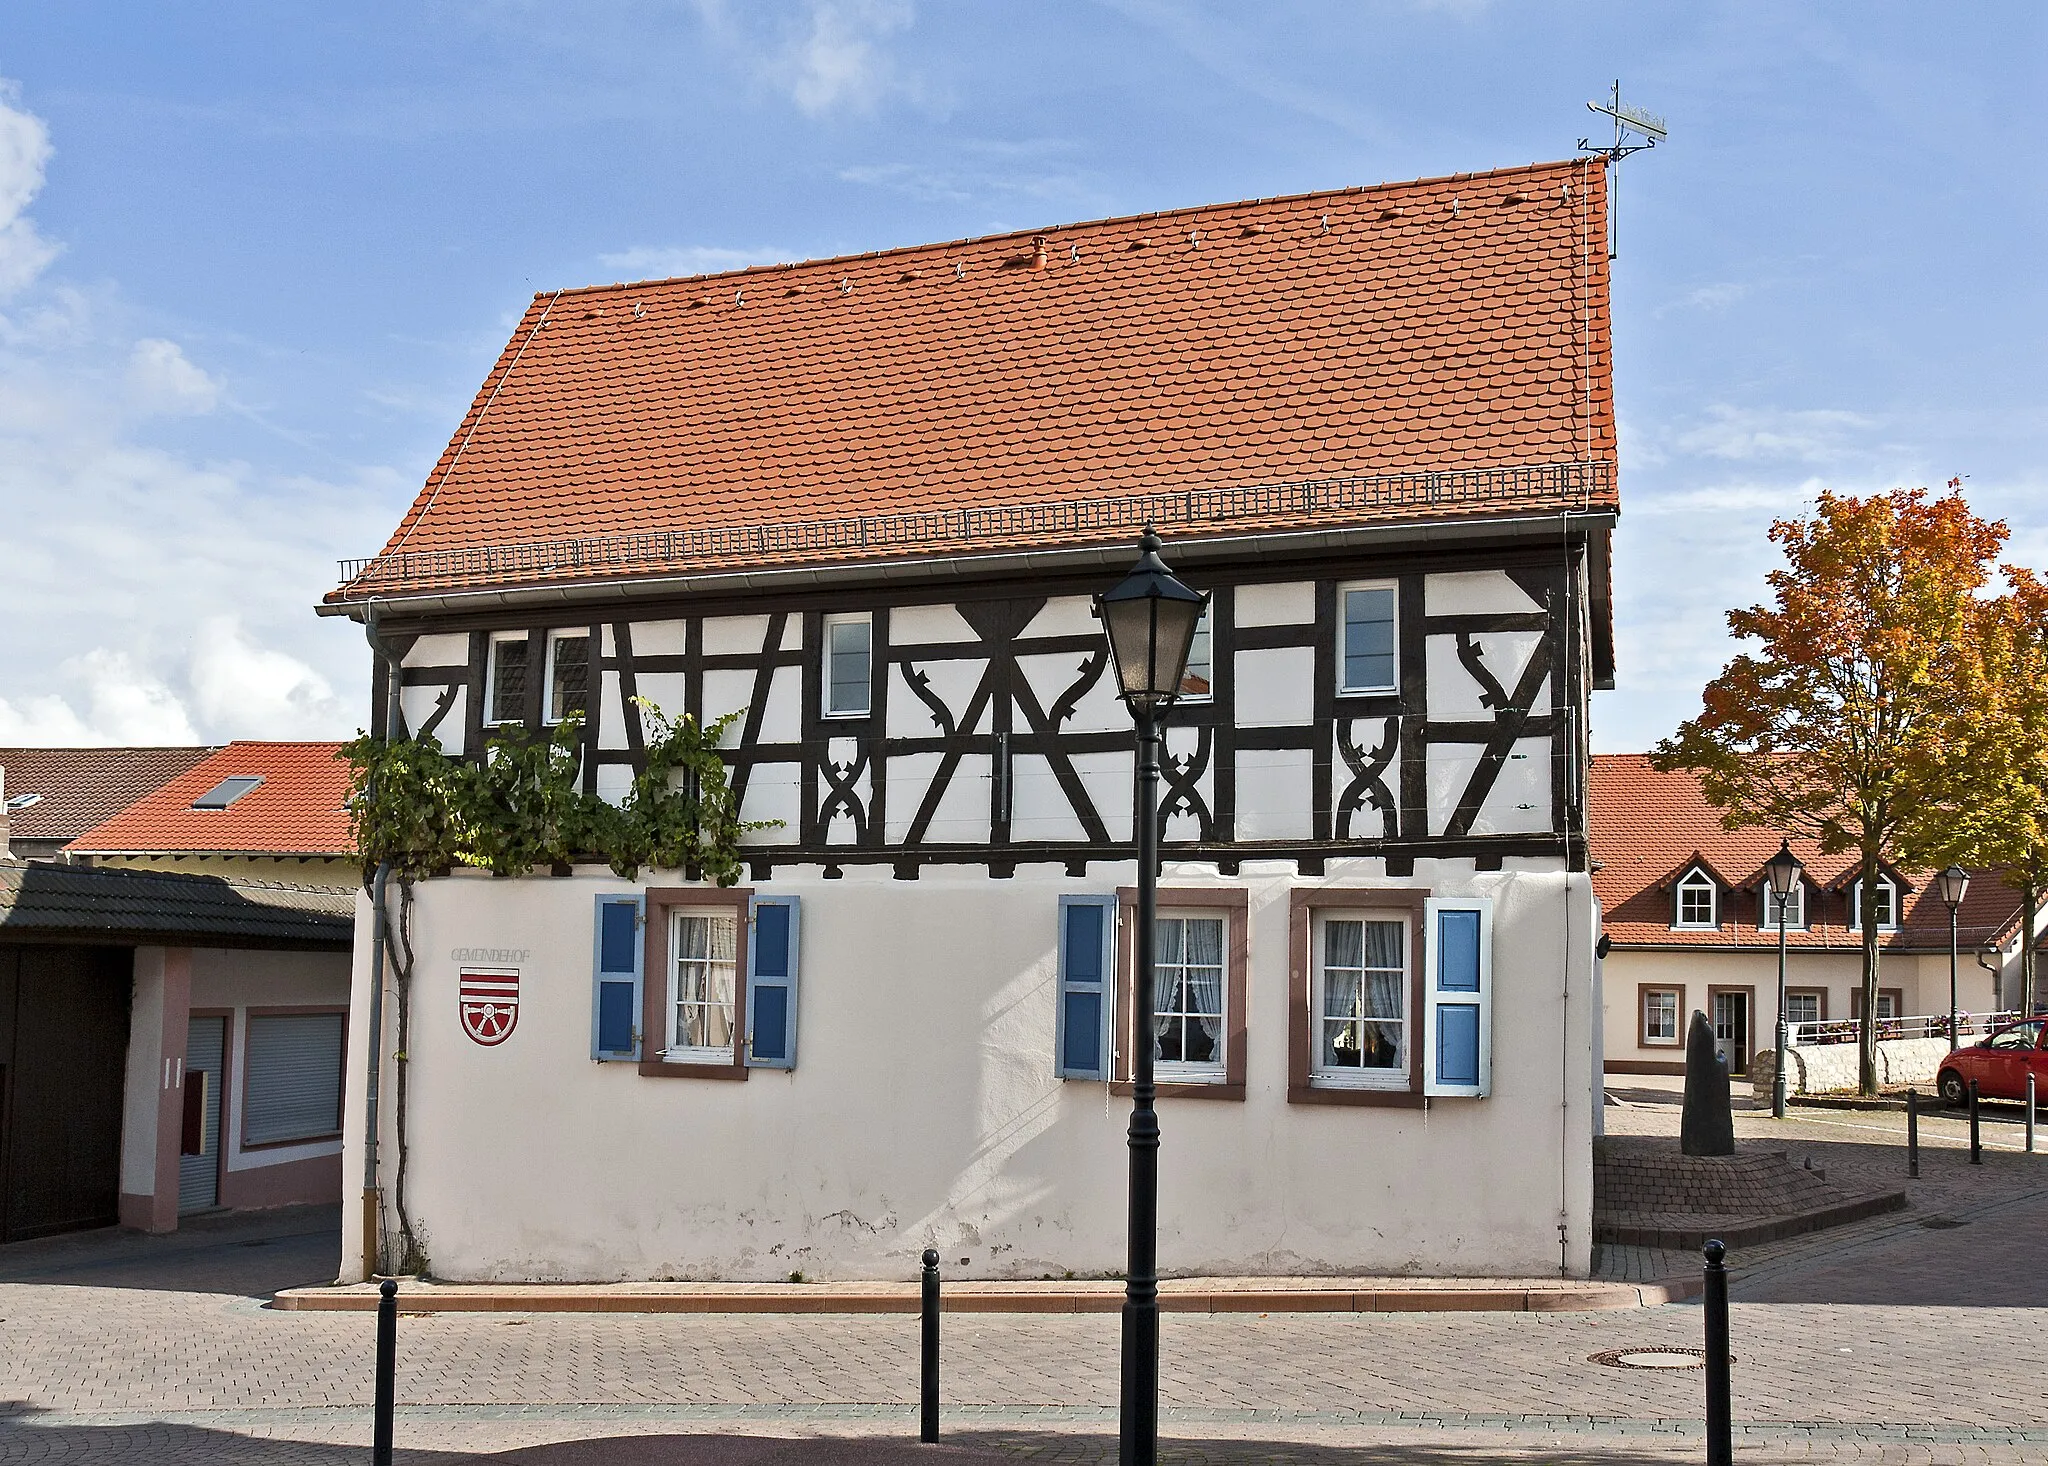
0, 742, 357, 1241
65, 741, 358, 887
1590, 755, 2034, 1079
321, 160, 1617, 1282
0, 746, 220, 862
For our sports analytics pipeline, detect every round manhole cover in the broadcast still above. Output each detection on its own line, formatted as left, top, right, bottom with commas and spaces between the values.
1589, 1348, 1719, 1370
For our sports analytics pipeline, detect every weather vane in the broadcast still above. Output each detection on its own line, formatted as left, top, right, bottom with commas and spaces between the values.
1578, 80, 1668, 259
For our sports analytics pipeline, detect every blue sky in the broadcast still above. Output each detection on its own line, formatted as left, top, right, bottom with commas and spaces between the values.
0, 2, 2042, 750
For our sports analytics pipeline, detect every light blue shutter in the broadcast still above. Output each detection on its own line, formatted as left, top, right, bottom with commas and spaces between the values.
1424, 898, 1493, 1098
747, 895, 801, 1069
1056, 895, 1118, 1079
591, 894, 645, 1061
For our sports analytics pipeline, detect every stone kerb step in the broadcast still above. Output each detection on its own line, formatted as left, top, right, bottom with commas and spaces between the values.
273, 1274, 1698, 1315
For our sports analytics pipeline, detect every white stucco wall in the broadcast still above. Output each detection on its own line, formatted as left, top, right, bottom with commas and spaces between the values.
341, 857, 1597, 1284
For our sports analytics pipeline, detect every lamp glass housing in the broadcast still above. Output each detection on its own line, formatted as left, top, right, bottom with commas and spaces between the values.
1763, 840, 1804, 904
1936, 864, 1971, 910
1097, 533, 1208, 710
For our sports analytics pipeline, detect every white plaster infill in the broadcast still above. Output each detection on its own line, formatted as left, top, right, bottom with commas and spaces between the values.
274, 1273, 1695, 1315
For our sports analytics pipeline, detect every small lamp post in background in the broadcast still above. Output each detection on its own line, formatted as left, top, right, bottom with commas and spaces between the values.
1937, 865, 1971, 1050
1095, 528, 1207, 1466
1763, 839, 1804, 1120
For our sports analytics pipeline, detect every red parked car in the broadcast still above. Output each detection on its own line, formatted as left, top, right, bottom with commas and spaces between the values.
1937, 1019, 2048, 1105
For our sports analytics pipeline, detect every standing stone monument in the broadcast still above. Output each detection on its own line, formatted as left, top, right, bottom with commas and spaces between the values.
1681, 1009, 1736, 1156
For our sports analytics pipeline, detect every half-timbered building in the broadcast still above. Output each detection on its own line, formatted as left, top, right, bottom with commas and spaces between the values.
326, 159, 1617, 1282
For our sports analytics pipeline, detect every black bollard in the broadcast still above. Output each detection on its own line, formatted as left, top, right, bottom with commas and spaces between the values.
374, 1278, 397, 1466
1702, 1239, 1731, 1466
920, 1248, 940, 1443
1969, 1078, 1983, 1165
1906, 1089, 1919, 1178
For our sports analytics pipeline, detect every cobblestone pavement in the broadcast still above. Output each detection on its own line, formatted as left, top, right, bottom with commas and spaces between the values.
2, 1099, 2044, 1464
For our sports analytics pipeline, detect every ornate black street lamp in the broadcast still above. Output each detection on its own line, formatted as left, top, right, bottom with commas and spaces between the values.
1763, 840, 1804, 1119
1095, 528, 1207, 1466
1936, 865, 1971, 1050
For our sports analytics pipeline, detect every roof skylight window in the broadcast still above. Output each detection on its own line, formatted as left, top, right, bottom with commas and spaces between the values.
192, 776, 264, 810
4, 792, 42, 811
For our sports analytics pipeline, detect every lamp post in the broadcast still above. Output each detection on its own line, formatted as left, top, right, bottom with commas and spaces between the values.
1763, 840, 1804, 1120
1936, 865, 1971, 1050
1095, 528, 1207, 1466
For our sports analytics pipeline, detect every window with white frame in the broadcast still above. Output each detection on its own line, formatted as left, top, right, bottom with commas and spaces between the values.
485, 633, 529, 725
1311, 912, 1408, 1087
1149, 913, 1226, 1079
1338, 584, 1398, 694
1178, 610, 1212, 700
1784, 991, 1823, 1027
546, 631, 590, 724
666, 909, 738, 1061
1675, 870, 1718, 928
1758, 879, 1806, 930
1847, 877, 1898, 931
1642, 988, 1681, 1045
823, 614, 872, 717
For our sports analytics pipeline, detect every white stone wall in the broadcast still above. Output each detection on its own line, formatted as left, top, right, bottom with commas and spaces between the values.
340, 858, 1598, 1284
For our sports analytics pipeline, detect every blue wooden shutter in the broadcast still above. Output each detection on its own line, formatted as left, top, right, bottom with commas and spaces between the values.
1424, 898, 1493, 1097
591, 894, 645, 1061
1056, 895, 1117, 1079
746, 895, 801, 1069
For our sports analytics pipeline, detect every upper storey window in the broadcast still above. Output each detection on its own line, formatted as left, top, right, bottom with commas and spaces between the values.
1179, 609, 1212, 701
546, 632, 590, 725
824, 614, 872, 718
486, 633, 528, 726
1675, 870, 1718, 929
1339, 584, 1397, 694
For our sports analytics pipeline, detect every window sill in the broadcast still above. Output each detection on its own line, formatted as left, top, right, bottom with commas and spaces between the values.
1288, 1084, 1424, 1109
637, 1058, 748, 1081
1110, 1080, 1244, 1102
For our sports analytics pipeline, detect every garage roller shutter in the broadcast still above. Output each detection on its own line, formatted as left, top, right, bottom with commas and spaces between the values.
244, 1013, 346, 1145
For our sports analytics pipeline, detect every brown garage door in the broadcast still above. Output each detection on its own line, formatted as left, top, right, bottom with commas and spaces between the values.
0, 945, 133, 1242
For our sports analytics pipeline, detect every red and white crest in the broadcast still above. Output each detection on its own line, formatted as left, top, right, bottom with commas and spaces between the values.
458, 968, 520, 1046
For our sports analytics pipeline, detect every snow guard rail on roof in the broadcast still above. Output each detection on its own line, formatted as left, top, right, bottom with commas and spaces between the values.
334, 459, 1613, 600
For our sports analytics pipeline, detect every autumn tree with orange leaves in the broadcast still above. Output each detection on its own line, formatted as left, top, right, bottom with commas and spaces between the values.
1932, 566, 2048, 1021
1653, 488, 2007, 1096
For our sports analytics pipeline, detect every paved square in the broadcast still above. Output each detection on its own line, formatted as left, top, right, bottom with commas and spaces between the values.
3, 1086, 2044, 1463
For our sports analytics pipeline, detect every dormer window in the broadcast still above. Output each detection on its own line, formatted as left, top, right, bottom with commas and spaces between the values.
1758, 879, 1806, 930
1675, 869, 1718, 929
1847, 877, 1898, 932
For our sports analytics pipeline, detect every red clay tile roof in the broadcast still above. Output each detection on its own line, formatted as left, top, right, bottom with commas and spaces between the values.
334, 158, 1615, 601
1590, 755, 2024, 953
66, 742, 355, 858
0, 747, 220, 842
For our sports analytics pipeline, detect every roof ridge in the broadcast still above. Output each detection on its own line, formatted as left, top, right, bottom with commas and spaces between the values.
551, 157, 1603, 297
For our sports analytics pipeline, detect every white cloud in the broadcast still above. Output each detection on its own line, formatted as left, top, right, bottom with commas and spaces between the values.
594, 244, 793, 281
693, 0, 926, 118
780, 0, 914, 116
0, 649, 200, 745
0, 82, 388, 749
190, 616, 347, 738
0, 83, 59, 298
127, 337, 220, 415
1669, 404, 1880, 464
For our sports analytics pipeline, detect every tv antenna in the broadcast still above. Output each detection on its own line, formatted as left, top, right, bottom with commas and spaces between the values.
1578, 80, 1667, 258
